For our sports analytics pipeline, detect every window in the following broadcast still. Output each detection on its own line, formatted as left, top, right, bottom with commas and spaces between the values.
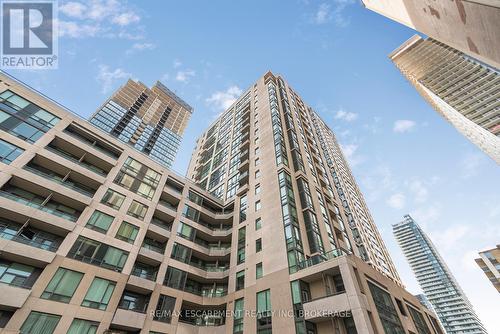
164, 267, 187, 290
82, 277, 116, 310
255, 200, 261, 211
0, 260, 40, 288
128, 200, 148, 220
115, 221, 139, 243
407, 306, 431, 334
68, 236, 129, 272
255, 218, 262, 230
0, 139, 24, 164
114, 157, 160, 200
41, 267, 84, 303
67, 319, 99, 334
154, 294, 176, 323
233, 298, 244, 334
236, 270, 245, 291
0, 90, 60, 144
368, 281, 405, 334
177, 222, 195, 241
255, 158, 260, 166
256, 263, 263, 279
20, 311, 61, 334
256, 289, 272, 334
255, 170, 261, 178
101, 189, 125, 210
86, 211, 114, 233
255, 147, 260, 155
256, 238, 262, 252
255, 184, 261, 195
118, 290, 150, 313
395, 298, 407, 316
237, 227, 246, 264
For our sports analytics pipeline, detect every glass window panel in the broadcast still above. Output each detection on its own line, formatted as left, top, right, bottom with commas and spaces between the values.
82, 277, 116, 310
20, 311, 61, 334
67, 319, 98, 334
41, 267, 84, 303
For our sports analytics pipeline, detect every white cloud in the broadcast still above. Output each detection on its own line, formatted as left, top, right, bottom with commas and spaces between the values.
112, 12, 140, 26
173, 59, 182, 68
387, 193, 406, 209
340, 143, 364, 167
429, 224, 470, 252
393, 119, 416, 133
58, 20, 100, 38
126, 42, 155, 54
313, 0, 354, 27
175, 70, 196, 83
58, 0, 142, 39
96, 64, 131, 93
459, 152, 486, 179
59, 2, 87, 18
206, 86, 243, 112
314, 3, 331, 24
334, 109, 358, 122
408, 180, 428, 203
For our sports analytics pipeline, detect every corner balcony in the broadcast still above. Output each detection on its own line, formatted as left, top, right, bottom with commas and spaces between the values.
302, 292, 350, 322
111, 308, 146, 331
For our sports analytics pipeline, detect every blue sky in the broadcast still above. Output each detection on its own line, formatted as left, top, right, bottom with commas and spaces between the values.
8, 0, 500, 330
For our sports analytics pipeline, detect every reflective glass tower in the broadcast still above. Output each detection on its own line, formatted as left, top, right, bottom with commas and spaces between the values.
90, 79, 192, 168
393, 215, 488, 334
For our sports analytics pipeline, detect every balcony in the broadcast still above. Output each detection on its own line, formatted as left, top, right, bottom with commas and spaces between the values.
0, 182, 82, 222
297, 248, 349, 271
0, 283, 32, 309
63, 124, 122, 159
302, 293, 350, 322
45, 137, 112, 177
111, 308, 146, 330
23, 159, 98, 197
0, 219, 62, 252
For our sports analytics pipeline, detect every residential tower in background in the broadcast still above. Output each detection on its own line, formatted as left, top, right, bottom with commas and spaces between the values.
394, 214, 488, 334
89, 79, 193, 168
475, 245, 500, 293
390, 35, 500, 164
0, 71, 445, 334
362, 0, 500, 69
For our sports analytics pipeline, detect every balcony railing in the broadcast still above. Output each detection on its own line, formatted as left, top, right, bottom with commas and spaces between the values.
150, 218, 172, 231
23, 165, 95, 197
45, 145, 107, 176
131, 267, 157, 281
67, 252, 122, 272
159, 199, 178, 211
0, 190, 79, 222
296, 248, 349, 271
0, 230, 60, 252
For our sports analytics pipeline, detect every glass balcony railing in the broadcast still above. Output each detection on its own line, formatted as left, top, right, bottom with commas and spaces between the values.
150, 218, 172, 231
23, 165, 95, 197
0, 229, 60, 252
45, 145, 107, 176
0, 190, 79, 222
296, 248, 349, 271
159, 199, 178, 211
131, 266, 157, 281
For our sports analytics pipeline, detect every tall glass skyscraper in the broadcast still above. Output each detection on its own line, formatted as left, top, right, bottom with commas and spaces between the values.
389, 35, 500, 164
393, 215, 488, 334
89, 79, 192, 168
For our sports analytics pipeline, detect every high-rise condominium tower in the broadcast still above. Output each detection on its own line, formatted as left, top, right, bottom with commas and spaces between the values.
475, 245, 500, 293
188, 71, 401, 284
362, 0, 500, 69
394, 215, 488, 334
390, 35, 500, 164
0, 71, 444, 334
90, 79, 192, 168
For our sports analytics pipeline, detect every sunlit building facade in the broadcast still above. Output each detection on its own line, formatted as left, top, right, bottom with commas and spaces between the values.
390, 35, 500, 164
90, 79, 192, 168
394, 215, 488, 334
0, 71, 444, 334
